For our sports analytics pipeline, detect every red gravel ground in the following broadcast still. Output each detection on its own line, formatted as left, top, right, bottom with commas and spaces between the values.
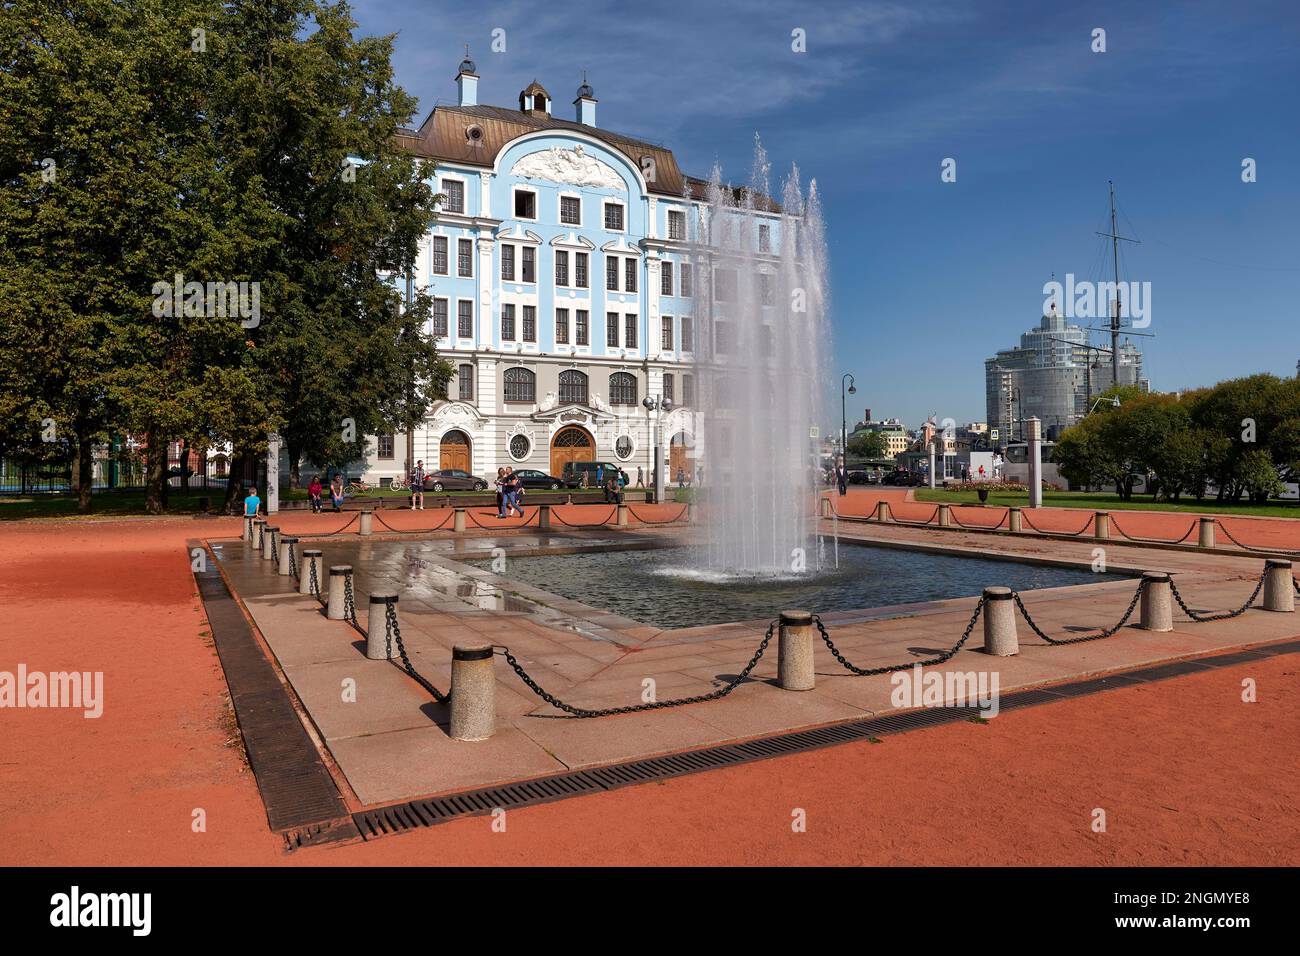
1, 507, 1297, 866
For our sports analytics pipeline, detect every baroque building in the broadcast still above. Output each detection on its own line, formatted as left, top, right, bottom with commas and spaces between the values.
351, 57, 786, 485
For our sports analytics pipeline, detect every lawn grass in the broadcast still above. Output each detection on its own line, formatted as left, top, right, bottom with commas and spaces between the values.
914, 487, 1300, 519
0, 491, 216, 520
1, 485, 630, 519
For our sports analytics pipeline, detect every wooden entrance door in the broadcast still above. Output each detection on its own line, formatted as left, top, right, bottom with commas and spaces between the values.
669, 432, 694, 482
439, 430, 471, 472
550, 426, 594, 477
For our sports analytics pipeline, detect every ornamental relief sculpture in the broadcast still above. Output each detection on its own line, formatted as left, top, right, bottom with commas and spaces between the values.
510, 144, 626, 191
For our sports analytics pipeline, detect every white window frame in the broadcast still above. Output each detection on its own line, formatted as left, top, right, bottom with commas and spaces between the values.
431, 234, 449, 276
512, 186, 538, 222
455, 298, 474, 341
558, 191, 583, 227
440, 175, 467, 215
603, 200, 626, 233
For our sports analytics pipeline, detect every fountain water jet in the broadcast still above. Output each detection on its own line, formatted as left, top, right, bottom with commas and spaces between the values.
687, 136, 830, 578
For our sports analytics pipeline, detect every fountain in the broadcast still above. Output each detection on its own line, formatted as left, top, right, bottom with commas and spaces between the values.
687, 137, 830, 578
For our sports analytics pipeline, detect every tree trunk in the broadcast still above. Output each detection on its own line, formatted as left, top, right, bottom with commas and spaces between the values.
286, 440, 302, 489
179, 438, 191, 496
222, 450, 246, 514
77, 431, 94, 514
144, 437, 167, 514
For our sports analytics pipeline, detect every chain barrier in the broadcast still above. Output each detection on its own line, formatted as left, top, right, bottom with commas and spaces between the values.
1108, 516, 1198, 545
372, 509, 456, 534
1214, 519, 1300, 558
1013, 580, 1146, 645
270, 537, 280, 569
813, 601, 985, 675
625, 504, 690, 525
550, 506, 618, 528
308, 559, 321, 602
293, 512, 360, 537
950, 507, 1011, 531
342, 575, 363, 633
1020, 510, 1094, 537
496, 619, 778, 717
383, 602, 450, 704
890, 506, 941, 527
1168, 571, 1265, 622
288, 543, 297, 580
465, 506, 540, 529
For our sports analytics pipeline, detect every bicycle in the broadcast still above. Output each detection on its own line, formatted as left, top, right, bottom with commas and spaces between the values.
344, 478, 372, 495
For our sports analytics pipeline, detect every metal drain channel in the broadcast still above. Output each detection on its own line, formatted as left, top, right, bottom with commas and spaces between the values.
353, 636, 1300, 842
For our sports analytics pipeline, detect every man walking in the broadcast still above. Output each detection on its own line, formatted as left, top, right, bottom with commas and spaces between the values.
834, 456, 849, 496
410, 459, 426, 510
636, 465, 644, 488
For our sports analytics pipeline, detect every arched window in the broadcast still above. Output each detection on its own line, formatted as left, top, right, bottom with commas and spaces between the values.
503, 367, 536, 403
609, 372, 637, 406
558, 369, 587, 405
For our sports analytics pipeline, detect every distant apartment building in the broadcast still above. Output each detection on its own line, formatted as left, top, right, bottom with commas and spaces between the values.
849, 410, 909, 459
984, 309, 1143, 446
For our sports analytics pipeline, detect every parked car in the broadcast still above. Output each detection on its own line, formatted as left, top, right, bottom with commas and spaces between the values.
562, 460, 629, 488
511, 469, 565, 490
883, 470, 924, 487
847, 470, 880, 485
424, 469, 488, 492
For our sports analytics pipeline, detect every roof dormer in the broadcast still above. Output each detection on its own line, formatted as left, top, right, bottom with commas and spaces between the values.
519, 80, 551, 117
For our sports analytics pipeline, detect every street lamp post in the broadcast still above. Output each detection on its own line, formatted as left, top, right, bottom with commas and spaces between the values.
841, 373, 857, 459
643, 394, 674, 502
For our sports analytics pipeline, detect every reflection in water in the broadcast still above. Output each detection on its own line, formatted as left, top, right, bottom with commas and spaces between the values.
470, 545, 1118, 629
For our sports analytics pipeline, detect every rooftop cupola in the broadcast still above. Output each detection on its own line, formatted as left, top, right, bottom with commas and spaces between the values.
574, 72, 597, 126
455, 45, 478, 107
519, 80, 551, 117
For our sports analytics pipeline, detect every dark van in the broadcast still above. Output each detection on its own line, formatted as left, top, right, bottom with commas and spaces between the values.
562, 461, 629, 489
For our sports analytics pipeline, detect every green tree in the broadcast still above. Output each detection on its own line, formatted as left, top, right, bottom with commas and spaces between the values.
215, 0, 451, 498
847, 429, 886, 459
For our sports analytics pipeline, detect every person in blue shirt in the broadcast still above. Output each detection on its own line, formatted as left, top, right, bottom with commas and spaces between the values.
243, 486, 261, 517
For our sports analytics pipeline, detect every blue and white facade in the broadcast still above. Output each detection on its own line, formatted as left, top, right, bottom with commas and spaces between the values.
353, 61, 782, 485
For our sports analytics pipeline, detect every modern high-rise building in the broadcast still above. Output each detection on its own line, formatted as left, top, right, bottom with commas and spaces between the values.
984, 309, 1143, 446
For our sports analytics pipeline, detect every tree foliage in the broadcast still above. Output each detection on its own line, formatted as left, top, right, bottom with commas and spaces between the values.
1054, 376, 1299, 503
0, 0, 449, 513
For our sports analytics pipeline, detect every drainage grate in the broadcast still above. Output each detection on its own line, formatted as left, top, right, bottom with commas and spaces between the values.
193, 546, 358, 848
351, 635, 1300, 842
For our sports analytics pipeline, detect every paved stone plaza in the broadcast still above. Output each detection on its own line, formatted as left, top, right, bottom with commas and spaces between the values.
211, 504, 1298, 808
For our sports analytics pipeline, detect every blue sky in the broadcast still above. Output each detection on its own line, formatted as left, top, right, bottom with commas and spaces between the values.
353, 0, 1300, 428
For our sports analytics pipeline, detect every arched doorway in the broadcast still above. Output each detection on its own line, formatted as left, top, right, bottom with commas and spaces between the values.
669, 432, 694, 482
439, 430, 472, 472
551, 425, 594, 477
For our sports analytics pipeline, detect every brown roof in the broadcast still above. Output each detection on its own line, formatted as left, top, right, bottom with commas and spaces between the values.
395, 101, 782, 212
397, 103, 689, 198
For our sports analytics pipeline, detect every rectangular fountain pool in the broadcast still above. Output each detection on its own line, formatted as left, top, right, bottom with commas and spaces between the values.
468, 544, 1121, 629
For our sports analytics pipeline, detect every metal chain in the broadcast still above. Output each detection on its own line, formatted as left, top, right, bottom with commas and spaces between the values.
498, 619, 778, 717
271, 537, 280, 569
343, 575, 360, 629
1013, 580, 1145, 645
1108, 516, 1198, 545
1168, 572, 1264, 622
384, 602, 449, 703
308, 559, 321, 601
814, 600, 985, 675
288, 544, 297, 580
1215, 519, 1300, 558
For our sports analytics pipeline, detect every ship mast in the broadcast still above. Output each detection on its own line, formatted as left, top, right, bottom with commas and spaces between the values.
1096, 181, 1138, 388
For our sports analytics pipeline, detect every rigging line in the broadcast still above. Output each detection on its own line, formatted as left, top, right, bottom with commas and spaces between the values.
1140, 234, 1300, 273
